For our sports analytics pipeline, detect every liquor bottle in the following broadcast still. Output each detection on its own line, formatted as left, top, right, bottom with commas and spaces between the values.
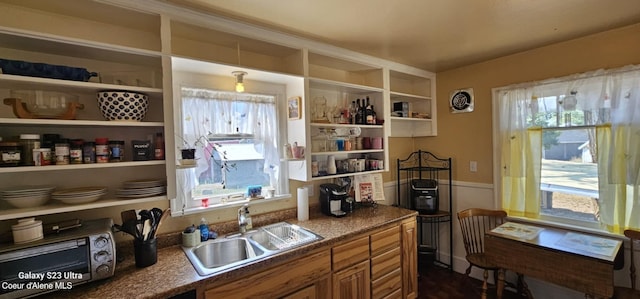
365, 97, 374, 124
370, 105, 377, 125
154, 132, 165, 160
355, 98, 364, 124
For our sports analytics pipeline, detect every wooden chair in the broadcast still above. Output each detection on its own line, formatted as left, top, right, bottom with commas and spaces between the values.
457, 208, 508, 299
614, 229, 640, 298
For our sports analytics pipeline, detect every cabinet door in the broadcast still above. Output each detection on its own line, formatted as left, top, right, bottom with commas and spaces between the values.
282, 284, 316, 299
332, 260, 371, 299
401, 218, 418, 299
204, 250, 331, 298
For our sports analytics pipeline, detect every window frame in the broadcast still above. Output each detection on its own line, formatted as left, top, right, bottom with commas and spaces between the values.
491, 88, 604, 231
170, 65, 295, 216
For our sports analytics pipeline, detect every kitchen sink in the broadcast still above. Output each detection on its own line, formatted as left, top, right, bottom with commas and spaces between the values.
192, 238, 264, 268
183, 222, 322, 276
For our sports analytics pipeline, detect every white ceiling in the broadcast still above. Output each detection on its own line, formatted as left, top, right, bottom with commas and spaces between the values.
168, 0, 640, 72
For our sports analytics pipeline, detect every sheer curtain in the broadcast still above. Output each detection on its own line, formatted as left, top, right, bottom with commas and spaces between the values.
497, 87, 542, 218
495, 65, 640, 231
180, 87, 279, 195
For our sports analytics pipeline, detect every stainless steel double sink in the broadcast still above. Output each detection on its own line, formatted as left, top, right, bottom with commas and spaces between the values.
182, 222, 322, 276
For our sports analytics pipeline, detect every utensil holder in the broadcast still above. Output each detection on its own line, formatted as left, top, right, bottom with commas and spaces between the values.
134, 238, 157, 268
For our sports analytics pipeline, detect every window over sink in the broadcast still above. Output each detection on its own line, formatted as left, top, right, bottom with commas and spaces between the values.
171, 57, 302, 215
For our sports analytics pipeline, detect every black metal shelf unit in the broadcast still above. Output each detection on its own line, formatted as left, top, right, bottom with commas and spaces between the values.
397, 150, 452, 270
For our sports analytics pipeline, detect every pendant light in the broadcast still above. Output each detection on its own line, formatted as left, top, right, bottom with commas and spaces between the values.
232, 71, 247, 93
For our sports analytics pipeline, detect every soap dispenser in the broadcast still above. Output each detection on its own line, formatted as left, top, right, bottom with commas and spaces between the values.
199, 218, 209, 241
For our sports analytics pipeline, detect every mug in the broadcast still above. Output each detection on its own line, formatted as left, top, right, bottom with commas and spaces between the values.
292, 145, 305, 159
362, 137, 371, 149
372, 137, 383, 149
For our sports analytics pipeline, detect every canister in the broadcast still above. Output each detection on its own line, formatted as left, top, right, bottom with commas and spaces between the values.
19, 134, 40, 166
11, 217, 43, 244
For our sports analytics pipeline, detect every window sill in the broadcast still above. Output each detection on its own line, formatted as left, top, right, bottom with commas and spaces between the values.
506, 215, 626, 240
171, 194, 292, 217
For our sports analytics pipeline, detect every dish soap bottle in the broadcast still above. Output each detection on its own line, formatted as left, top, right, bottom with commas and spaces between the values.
199, 218, 209, 241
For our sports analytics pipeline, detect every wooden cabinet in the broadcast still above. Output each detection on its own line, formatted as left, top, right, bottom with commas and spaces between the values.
202, 218, 417, 299
282, 284, 318, 299
204, 249, 331, 299
333, 260, 371, 299
401, 218, 418, 299
370, 226, 402, 299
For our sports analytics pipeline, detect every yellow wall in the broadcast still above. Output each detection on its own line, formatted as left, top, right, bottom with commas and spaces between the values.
415, 22, 640, 184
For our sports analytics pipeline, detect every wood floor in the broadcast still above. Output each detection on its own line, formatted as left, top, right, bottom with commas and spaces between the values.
418, 265, 524, 299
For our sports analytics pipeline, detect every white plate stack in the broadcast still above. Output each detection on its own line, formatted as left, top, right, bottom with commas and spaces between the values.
52, 186, 108, 204
116, 179, 167, 199
0, 185, 56, 208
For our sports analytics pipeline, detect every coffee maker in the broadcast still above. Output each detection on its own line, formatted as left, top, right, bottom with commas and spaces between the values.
319, 184, 348, 217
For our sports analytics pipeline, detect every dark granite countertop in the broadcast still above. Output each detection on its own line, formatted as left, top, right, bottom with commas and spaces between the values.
48, 204, 416, 299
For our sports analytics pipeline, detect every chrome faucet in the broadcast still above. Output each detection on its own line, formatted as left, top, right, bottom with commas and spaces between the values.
238, 204, 248, 234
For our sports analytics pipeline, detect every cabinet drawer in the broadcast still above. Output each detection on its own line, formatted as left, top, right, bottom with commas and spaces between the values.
371, 268, 402, 299
371, 247, 401, 281
332, 236, 370, 271
370, 226, 400, 256
380, 288, 402, 299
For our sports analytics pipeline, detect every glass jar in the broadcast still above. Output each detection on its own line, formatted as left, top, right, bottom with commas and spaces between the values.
95, 138, 109, 163
69, 139, 84, 164
0, 142, 21, 167
83, 142, 96, 163
109, 140, 125, 162
54, 139, 70, 165
19, 134, 40, 166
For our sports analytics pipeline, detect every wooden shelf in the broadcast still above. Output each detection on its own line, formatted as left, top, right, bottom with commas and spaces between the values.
310, 169, 385, 181
0, 117, 164, 127
0, 74, 163, 95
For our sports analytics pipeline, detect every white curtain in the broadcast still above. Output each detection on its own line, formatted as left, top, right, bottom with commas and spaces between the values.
496, 65, 640, 231
180, 87, 279, 192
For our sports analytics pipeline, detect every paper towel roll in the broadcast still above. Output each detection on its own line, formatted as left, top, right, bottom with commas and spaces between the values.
297, 187, 309, 221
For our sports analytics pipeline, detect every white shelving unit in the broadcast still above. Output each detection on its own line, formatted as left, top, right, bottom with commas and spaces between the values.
388, 70, 437, 137
0, 3, 167, 222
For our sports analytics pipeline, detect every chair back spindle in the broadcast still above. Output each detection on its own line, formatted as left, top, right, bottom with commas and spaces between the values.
458, 208, 507, 256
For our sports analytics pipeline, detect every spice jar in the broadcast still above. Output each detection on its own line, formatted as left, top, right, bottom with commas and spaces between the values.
54, 139, 70, 165
83, 142, 96, 163
0, 142, 21, 167
19, 134, 40, 166
69, 139, 84, 164
95, 138, 109, 163
109, 140, 125, 162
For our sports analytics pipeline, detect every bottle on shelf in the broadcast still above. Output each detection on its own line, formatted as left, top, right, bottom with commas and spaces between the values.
349, 101, 357, 125
355, 99, 363, 125
154, 132, 165, 160
365, 96, 376, 125
369, 105, 377, 125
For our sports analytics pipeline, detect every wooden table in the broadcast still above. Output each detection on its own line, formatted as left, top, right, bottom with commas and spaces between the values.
485, 222, 623, 299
